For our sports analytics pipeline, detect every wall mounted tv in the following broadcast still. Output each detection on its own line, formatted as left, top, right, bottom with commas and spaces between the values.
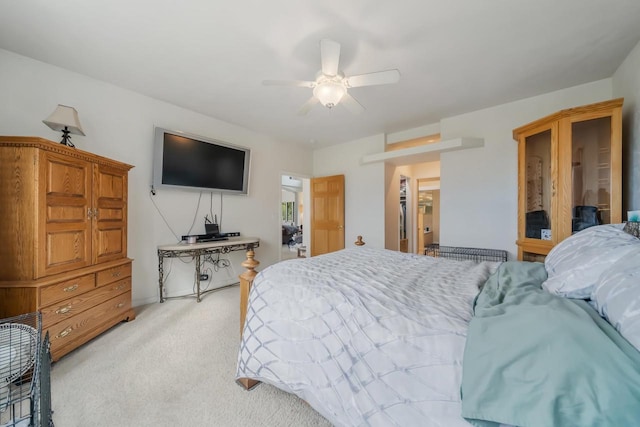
152, 127, 251, 195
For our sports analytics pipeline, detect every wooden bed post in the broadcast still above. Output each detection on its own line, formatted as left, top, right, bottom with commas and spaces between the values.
238, 244, 260, 390
239, 245, 259, 335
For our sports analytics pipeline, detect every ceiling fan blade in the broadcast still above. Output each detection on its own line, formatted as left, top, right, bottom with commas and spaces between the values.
341, 93, 365, 114
298, 96, 319, 115
320, 39, 341, 77
346, 69, 400, 88
263, 80, 315, 88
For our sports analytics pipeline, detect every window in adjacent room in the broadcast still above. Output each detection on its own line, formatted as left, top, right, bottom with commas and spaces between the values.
282, 201, 295, 223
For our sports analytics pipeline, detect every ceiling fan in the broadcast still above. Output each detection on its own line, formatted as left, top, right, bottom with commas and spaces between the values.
263, 39, 400, 115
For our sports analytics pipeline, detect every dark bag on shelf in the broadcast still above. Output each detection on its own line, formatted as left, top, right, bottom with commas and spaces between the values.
572, 205, 599, 233
525, 210, 549, 239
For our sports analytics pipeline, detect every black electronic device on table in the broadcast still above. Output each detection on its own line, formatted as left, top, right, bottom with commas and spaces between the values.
205, 223, 219, 235
181, 231, 240, 243
197, 235, 229, 243
181, 233, 227, 243
221, 232, 241, 237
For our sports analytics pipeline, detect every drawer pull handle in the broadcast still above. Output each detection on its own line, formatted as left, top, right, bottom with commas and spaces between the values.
116, 302, 125, 308
57, 327, 72, 339
64, 284, 79, 292
114, 284, 125, 290
112, 271, 121, 278
56, 305, 72, 314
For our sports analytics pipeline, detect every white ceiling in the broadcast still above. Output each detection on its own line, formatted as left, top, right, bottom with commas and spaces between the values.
2, 1, 640, 148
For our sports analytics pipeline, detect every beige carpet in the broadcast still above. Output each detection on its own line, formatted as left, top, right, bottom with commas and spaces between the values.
51, 286, 332, 427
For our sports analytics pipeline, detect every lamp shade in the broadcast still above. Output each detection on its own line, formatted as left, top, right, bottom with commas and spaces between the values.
313, 81, 346, 108
42, 105, 85, 136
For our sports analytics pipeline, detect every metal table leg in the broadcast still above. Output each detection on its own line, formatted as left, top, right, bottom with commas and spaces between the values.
158, 250, 165, 303
195, 252, 202, 302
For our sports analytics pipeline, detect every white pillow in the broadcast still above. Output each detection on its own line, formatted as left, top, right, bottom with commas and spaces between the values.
542, 224, 638, 298
591, 247, 640, 352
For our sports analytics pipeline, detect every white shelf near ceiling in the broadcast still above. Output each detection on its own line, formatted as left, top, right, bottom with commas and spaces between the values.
361, 137, 484, 165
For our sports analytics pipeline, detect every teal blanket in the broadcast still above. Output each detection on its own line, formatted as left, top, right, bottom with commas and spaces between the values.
461, 261, 640, 427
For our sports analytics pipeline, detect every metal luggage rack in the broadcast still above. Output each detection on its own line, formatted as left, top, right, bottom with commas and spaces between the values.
0, 312, 53, 427
424, 244, 508, 262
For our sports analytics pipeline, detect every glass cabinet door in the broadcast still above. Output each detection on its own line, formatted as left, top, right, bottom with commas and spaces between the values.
523, 129, 553, 242
570, 116, 612, 232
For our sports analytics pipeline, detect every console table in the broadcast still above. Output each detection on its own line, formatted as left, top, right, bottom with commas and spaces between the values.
157, 237, 260, 302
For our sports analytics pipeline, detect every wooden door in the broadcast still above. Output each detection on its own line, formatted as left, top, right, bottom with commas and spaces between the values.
39, 152, 92, 277
310, 174, 345, 256
93, 164, 129, 264
417, 214, 424, 254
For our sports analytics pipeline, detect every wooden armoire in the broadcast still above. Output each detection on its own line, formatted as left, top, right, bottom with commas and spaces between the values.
0, 136, 135, 361
513, 99, 623, 261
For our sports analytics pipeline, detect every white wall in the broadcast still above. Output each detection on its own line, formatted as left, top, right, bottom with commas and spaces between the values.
613, 39, 640, 213
0, 49, 313, 305
313, 134, 386, 248
439, 79, 612, 258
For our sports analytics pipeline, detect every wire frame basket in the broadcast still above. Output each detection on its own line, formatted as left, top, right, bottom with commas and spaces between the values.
424, 244, 508, 263
0, 312, 52, 427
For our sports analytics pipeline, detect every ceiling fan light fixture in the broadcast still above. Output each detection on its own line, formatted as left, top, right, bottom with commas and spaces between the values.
264, 39, 399, 115
313, 81, 346, 108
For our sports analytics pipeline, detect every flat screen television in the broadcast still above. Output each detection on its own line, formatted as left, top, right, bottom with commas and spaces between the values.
152, 127, 251, 195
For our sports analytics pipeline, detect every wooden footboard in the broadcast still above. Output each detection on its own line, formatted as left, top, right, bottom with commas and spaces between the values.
238, 245, 260, 390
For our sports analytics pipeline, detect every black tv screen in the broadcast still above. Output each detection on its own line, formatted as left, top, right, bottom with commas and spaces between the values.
152, 128, 250, 194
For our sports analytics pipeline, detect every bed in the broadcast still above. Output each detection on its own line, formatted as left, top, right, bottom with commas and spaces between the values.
236, 224, 640, 426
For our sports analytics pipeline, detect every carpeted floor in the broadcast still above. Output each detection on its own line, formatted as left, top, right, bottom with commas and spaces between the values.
51, 285, 332, 427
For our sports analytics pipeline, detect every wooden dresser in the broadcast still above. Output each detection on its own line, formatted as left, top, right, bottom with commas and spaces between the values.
0, 136, 135, 361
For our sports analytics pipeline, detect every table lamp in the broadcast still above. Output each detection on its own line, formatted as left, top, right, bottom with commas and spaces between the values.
42, 104, 85, 147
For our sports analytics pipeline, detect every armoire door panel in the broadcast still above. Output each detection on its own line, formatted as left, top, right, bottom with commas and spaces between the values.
46, 158, 90, 197
47, 205, 87, 222
45, 229, 90, 271
40, 152, 92, 278
93, 164, 128, 262
94, 166, 127, 202
95, 227, 125, 261
96, 172, 125, 199
96, 207, 124, 221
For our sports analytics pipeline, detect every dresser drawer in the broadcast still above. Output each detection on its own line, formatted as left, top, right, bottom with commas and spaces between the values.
96, 262, 131, 287
41, 277, 131, 330
40, 273, 95, 307
48, 291, 132, 353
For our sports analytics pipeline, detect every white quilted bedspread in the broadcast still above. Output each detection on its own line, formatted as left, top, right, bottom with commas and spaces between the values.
236, 247, 499, 426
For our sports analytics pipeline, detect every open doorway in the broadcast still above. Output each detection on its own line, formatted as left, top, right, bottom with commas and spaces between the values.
416, 178, 440, 254
280, 174, 310, 261
399, 175, 410, 252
